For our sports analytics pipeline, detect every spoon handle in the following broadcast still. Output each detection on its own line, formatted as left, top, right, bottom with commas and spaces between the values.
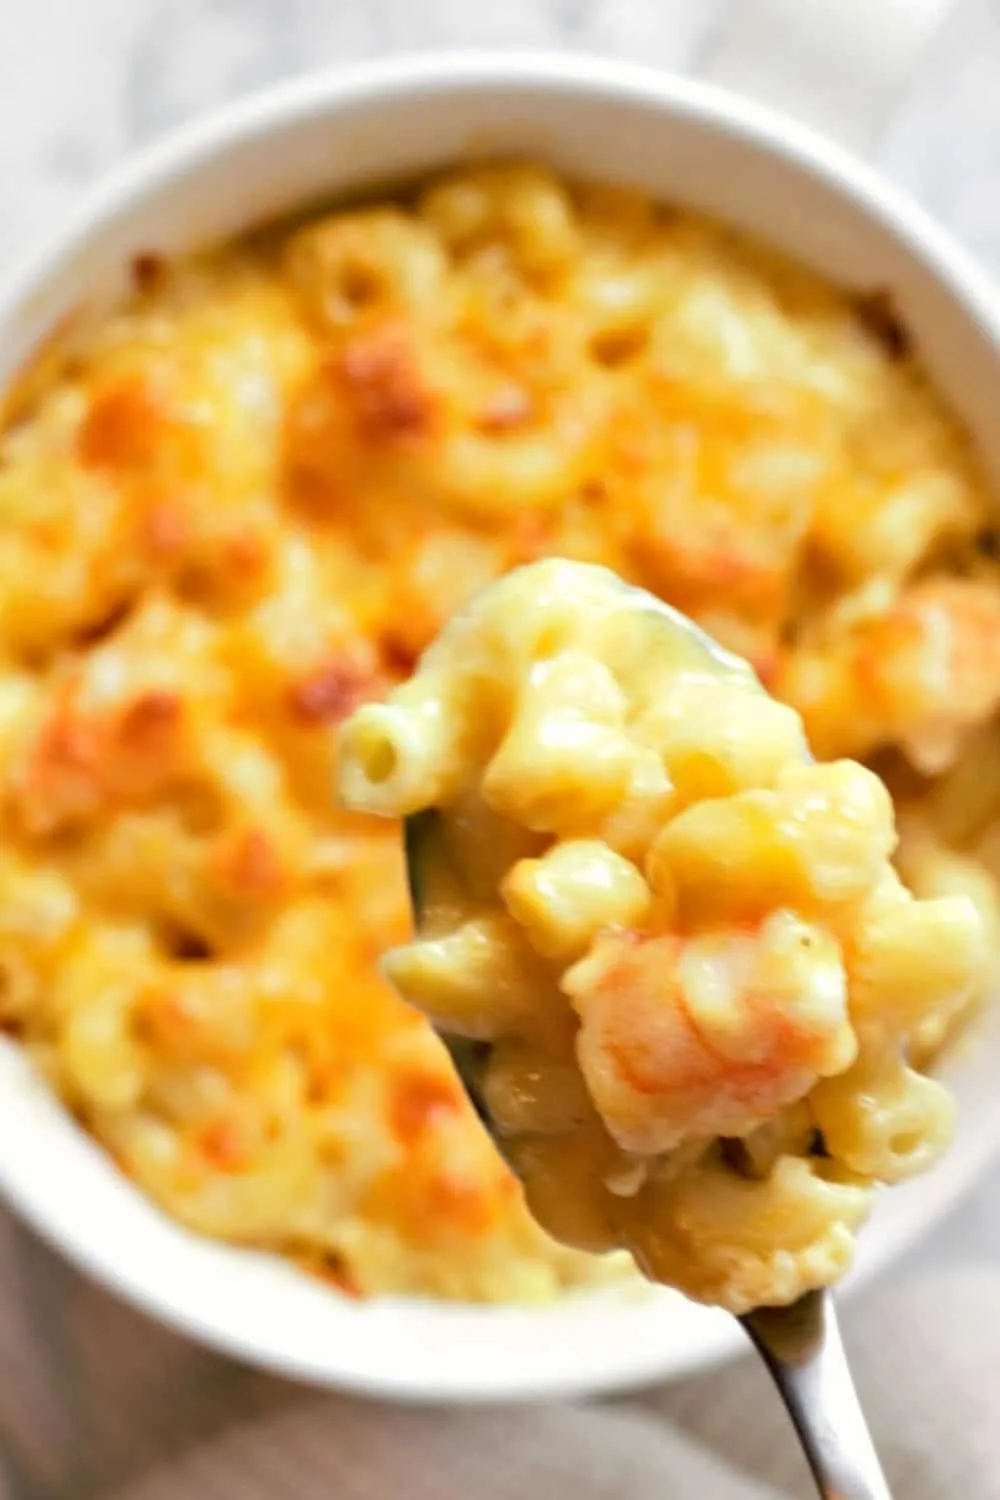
741, 1291, 893, 1500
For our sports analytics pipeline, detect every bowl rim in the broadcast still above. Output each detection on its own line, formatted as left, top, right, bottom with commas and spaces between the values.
5, 50, 1000, 350
2, 48, 1000, 1401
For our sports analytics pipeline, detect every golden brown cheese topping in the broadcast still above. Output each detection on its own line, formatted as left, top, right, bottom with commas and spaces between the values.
339, 560, 985, 1311
0, 162, 998, 1302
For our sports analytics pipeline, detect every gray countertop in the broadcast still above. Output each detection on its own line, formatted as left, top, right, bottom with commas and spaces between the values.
0, 0, 997, 1464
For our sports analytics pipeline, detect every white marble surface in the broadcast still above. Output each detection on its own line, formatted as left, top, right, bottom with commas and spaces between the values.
0, 0, 998, 1466
0, 0, 996, 262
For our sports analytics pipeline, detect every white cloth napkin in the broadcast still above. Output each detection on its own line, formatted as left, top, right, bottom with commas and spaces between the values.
1, 1206, 998, 1500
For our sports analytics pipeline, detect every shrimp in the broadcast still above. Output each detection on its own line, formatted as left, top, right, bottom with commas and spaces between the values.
565, 914, 856, 1157
778, 578, 1000, 771
853, 579, 1000, 772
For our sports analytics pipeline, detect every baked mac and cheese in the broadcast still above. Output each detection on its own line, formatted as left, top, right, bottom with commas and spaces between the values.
0, 161, 997, 1303
339, 560, 986, 1311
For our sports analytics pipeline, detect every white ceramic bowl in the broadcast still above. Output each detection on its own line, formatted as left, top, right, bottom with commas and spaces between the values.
2, 51, 1000, 1403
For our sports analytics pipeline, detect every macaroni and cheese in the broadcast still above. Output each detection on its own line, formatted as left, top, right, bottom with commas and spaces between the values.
339, 560, 986, 1311
0, 160, 997, 1303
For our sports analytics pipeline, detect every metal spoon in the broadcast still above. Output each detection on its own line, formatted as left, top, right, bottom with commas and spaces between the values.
404, 811, 893, 1500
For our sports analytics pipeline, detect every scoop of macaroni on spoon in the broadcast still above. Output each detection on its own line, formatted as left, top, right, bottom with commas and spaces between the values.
338, 558, 986, 1497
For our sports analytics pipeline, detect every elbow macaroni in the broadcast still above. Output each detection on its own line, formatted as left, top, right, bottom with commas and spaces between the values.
340, 560, 985, 1312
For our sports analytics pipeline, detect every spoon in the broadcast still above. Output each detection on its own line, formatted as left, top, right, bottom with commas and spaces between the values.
404, 811, 893, 1500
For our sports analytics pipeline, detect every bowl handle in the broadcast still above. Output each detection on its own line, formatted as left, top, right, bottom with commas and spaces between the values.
699, 0, 950, 156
